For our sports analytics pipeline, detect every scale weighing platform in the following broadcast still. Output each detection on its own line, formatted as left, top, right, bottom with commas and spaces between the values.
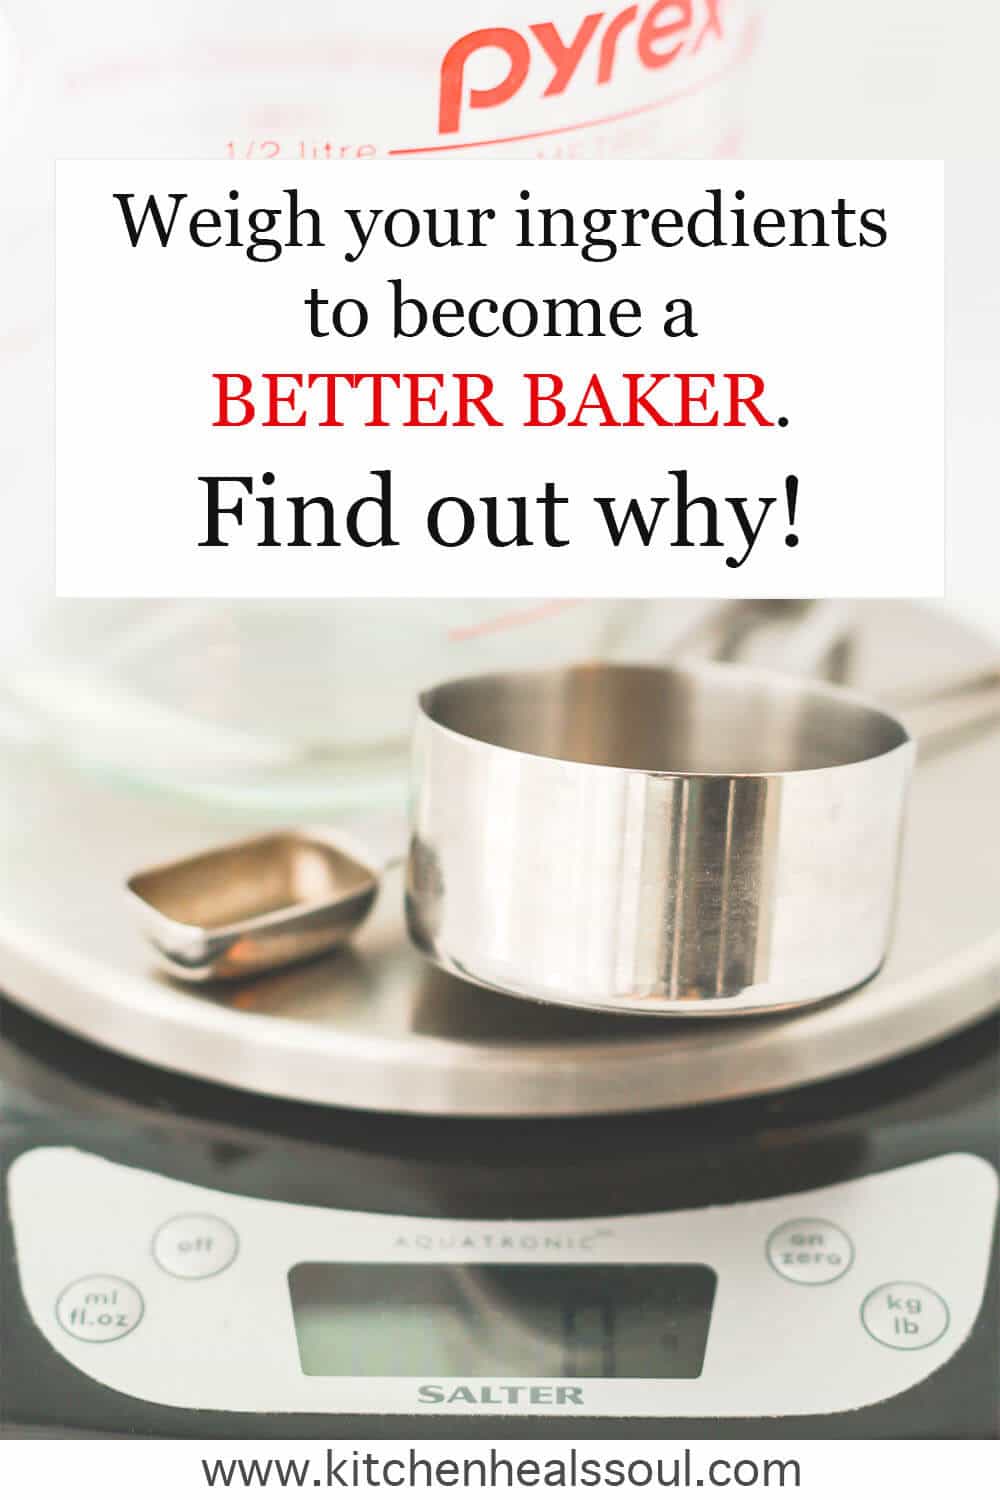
1, 604, 998, 1436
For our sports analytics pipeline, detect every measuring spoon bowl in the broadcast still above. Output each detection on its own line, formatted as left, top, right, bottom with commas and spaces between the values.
127, 829, 380, 982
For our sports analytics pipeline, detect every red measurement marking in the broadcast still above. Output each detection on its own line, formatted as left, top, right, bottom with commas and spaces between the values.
447, 600, 584, 643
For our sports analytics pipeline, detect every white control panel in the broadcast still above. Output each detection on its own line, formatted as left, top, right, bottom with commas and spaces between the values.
8, 1148, 996, 1417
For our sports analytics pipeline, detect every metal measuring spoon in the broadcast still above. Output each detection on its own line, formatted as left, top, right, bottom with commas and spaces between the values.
127, 828, 387, 983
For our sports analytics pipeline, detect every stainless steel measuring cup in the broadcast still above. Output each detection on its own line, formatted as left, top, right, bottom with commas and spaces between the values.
128, 634, 1000, 1013
404, 659, 1000, 1017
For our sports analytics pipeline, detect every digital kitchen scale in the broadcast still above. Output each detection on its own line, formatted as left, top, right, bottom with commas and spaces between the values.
1, 603, 998, 1436
2, 1001, 997, 1437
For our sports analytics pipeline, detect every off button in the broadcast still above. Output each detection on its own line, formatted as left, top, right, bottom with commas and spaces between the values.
766, 1218, 854, 1284
153, 1214, 239, 1279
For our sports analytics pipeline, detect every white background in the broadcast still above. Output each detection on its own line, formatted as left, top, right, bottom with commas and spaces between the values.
0, 1439, 997, 1491
742, 1, 1000, 641
55, 159, 944, 599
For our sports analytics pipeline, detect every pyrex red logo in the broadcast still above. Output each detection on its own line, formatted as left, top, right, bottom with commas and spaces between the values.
439, 0, 725, 135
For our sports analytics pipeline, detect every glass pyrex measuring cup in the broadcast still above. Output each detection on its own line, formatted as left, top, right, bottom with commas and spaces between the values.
0, 1, 764, 810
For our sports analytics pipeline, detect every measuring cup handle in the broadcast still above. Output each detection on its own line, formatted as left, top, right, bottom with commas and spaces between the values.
891, 668, 1000, 755
669, 600, 856, 681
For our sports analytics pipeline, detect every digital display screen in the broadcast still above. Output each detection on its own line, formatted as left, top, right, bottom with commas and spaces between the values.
288, 1263, 715, 1379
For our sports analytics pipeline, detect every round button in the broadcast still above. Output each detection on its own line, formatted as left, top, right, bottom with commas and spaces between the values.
56, 1275, 144, 1343
153, 1214, 239, 1279
766, 1218, 854, 1284
861, 1282, 949, 1350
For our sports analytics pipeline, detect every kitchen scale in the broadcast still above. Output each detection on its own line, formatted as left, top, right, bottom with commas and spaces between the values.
1, 602, 998, 1437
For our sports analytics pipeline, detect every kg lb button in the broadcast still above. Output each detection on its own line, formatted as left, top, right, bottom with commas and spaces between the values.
861, 1282, 950, 1350
153, 1214, 239, 1279
766, 1218, 854, 1284
56, 1275, 144, 1342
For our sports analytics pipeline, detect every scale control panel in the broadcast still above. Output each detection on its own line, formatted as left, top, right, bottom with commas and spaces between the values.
8, 1149, 997, 1418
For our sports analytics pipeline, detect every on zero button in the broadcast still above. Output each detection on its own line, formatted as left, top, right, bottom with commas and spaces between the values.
153, 1214, 239, 1279
766, 1218, 854, 1284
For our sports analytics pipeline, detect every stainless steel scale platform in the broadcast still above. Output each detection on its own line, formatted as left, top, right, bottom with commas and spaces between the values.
1, 602, 998, 1117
